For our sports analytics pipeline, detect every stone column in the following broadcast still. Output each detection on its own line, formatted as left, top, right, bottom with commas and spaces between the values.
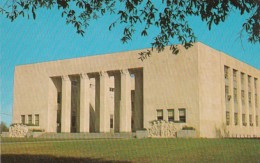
79, 73, 90, 133
251, 78, 256, 128
99, 71, 110, 132
120, 69, 132, 132
244, 75, 249, 127
257, 79, 260, 128
163, 110, 168, 121
61, 75, 71, 133
237, 71, 242, 127
134, 71, 143, 130
175, 109, 179, 121
229, 68, 234, 126
114, 73, 121, 132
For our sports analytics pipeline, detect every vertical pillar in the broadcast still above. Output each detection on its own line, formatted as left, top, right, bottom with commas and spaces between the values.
245, 75, 249, 127
99, 71, 110, 132
229, 68, 234, 126
175, 109, 179, 121
76, 79, 80, 133
120, 69, 132, 132
79, 73, 90, 133
237, 71, 242, 127
61, 75, 71, 133
134, 71, 143, 130
257, 79, 260, 128
163, 110, 168, 121
251, 78, 256, 129
114, 73, 121, 132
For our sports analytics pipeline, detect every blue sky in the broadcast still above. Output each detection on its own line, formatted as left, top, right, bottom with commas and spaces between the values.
1, 5, 259, 126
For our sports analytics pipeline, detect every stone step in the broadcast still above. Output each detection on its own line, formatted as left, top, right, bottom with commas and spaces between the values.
37, 132, 135, 139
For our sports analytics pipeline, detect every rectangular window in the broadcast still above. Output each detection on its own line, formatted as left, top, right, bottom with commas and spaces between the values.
224, 66, 229, 79
157, 110, 163, 121
256, 115, 258, 127
234, 113, 238, 126
249, 114, 253, 126
57, 92, 61, 104
249, 92, 252, 106
241, 90, 245, 104
21, 115, 25, 124
226, 111, 230, 125
234, 88, 237, 102
110, 115, 113, 129
179, 109, 186, 123
28, 115, 32, 124
168, 109, 174, 122
225, 86, 229, 99
248, 76, 251, 90
109, 88, 114, 92
71, 116, 76, 127
35, 114, 39, 126
242, 114, 246, 126
241, 73, 244, 85
233, 70, 237, 82
255, 94, 258, 107
72, 80, 77, 86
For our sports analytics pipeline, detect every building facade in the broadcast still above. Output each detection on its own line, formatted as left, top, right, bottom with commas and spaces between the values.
12, 42, 260, 138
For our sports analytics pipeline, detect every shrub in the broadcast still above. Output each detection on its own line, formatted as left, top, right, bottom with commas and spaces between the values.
31, 129, 44, 132
182, 126, 195, 130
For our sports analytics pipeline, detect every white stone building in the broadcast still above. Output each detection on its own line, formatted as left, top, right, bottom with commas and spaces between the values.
12, 42, 260, 138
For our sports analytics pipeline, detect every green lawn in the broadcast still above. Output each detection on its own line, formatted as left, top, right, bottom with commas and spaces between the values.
1, 138, 260, 162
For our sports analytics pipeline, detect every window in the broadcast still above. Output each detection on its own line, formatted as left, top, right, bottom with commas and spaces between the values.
224, 66, 229, 79
234, 88, 237, 102
72, 80, 77, 86
21, 115, 25, 124
242, 114, 246, 126
241, 90, 245, 104
179, 109, 186, 123
233, 70, 237, 82
241, 73, 244, 85
234, 113, 238, 125
157, 110, 163, 121
248, 76, 251, 90
249, 114, 253, 126
255, 94, 258, 107
35, 114, 39, 126
256, 116, 259, 127
28, 115, 32, 124
226, 111, 230, 125
71, 116, 76, 127
249, 92, 252, 105
57, 92, 61, 104
110, 115, 113, 129
109, 87, 114, 92
168, 109, 174, 122
225, 86, 229, 99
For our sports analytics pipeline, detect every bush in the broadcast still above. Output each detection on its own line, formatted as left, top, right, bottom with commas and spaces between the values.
25, 123, 37, 126
10, 123, 23, 127
0, 121, 9, 133
31, 129, 44, 132
182, 126, 195, 130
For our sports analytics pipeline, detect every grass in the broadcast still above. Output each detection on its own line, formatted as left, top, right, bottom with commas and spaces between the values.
1, 138, 260, 162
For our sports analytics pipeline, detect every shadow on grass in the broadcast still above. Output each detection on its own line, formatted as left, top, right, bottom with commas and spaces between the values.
1, 154, 130, 163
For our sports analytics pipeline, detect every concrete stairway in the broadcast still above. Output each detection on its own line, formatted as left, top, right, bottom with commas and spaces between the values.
37, 132, 135, 139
